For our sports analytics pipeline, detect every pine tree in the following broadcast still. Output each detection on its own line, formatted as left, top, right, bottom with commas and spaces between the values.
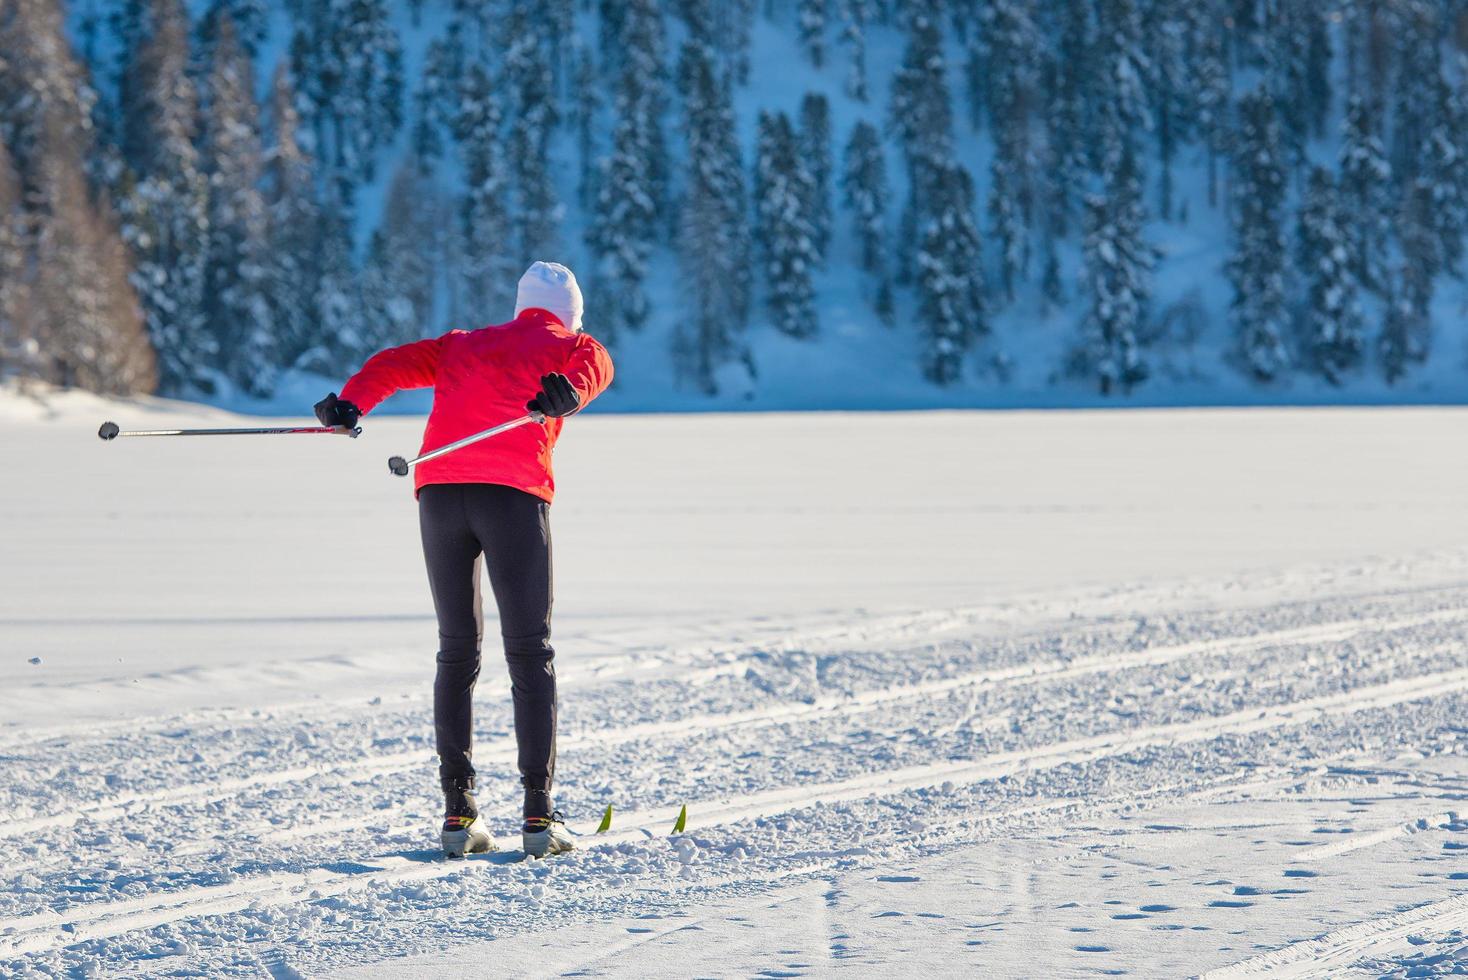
917, 160, 985, 385
889, 0, 953, 285
980, 0, 1040, 299
1074, 142, 1154, 394
200, 15, 274, 396
675, 41, 753, 394
841, 120, 892, 320
1193, 19, 1230, 208
570, 39, 602, 211
1381, 178, 1439, 382
0, 138, 35, 378
503, 13, 561, 267
797, 93, 833, 261
755, 111, 820, 338
1228, 87, 1289, 382
798, 0, 827, 69
362, 161, 442, 347
455, 63, 516, 322
1295, 167, 1363, 384
0, 0, 155, 394
1338, 94, 1391, 293
289, 0, 404, 186
839, 0, 870, 101
412, 36, 462, 169
264, 64, 331, 373
117, 0, 212, 393
1145, 0, 1194, 220
1041, 0, 1092, 236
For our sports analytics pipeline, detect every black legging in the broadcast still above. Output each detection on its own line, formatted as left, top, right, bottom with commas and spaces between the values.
419, 483, 556, 812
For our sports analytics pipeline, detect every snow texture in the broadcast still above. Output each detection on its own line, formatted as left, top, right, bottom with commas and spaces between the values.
1, 388, 1467, 975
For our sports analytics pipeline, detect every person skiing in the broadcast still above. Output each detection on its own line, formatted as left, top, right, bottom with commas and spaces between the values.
314, 261, 613, 858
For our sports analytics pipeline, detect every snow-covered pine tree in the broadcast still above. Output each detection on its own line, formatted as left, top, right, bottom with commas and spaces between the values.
798, 0, 827, 68
981, 0, 1040, 299
916, 159, 986, 385
1264, 0, 1323, 168
798, 93, 833, 261
1338, 93, 1391, 293
1144, 0, 1194, 220
503, 7, 562, 268
0, 0, 156, 394
675, 41, 753, 394
200, 15, 274, 396
361, 161, 442, 349
1417, 61, 1468, 276
755, 110, 820, 338
1093, 0, 1149, 175
116, 0, 212, 393
0, 138, 35, 378
264, 64, 330, 373
839, 0, 870, 101
1074, 141, 1154, 394
841, 120, 892, 322
1228, 86, 1289, 382
889, 0, 953, 285
1295, 166, 1363, 385
587, 0, 667, 342
289, 0, 403, 187
411, 36, 462, 169
455, 63, 517, 323
570, 39, 601, 211
1040, 0, 1092, 237
1193, 17, 1230, 208
1381, 177, 1439, 382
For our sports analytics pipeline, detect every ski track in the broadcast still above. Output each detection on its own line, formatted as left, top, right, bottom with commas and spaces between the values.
3, 663, 1467, 961
3, 597, 1463, 840
3, 582, 1468, 974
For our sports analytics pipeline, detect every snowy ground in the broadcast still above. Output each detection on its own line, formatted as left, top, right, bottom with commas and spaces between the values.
2, 389, 1467, 977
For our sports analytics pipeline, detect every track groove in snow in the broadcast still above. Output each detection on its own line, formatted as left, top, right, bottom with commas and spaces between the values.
4, 664, 1466, 959
3, 602, 1461, 841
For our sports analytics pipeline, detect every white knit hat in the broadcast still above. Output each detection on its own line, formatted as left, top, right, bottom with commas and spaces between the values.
514, 261, 584, 332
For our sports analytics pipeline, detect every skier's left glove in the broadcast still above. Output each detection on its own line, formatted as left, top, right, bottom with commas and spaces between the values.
526, 373, 580, 418
314, 392, 362, 428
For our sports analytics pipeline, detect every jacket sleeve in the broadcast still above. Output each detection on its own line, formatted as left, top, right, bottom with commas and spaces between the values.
339, 335, 445, 414
564, 333, 615, 411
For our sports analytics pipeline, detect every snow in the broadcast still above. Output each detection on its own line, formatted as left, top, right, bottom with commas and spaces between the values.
2, 387, 1468, 975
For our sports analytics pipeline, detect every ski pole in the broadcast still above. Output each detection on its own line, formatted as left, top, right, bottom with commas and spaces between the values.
388, 411, 545, 477
98, 421, 361, 440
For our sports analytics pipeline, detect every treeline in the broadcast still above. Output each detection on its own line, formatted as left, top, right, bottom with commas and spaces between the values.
1, 0, 1466, 399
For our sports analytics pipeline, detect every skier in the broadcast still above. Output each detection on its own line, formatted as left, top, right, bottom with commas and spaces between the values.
314, 262, 614, 858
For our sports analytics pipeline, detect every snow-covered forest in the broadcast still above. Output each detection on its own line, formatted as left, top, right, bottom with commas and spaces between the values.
3, 0, 1468, 408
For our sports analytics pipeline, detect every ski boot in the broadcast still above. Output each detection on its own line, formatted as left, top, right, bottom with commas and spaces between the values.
441, 776, 496, 859
522, 788, 574, 858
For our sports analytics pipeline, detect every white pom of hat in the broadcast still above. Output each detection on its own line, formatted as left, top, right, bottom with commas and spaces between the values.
514, 261, 584, 332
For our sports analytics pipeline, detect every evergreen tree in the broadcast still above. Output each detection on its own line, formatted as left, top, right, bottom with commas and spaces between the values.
798, 0, 827, 69
1193, 19, 1230, 208
503, 15, 561, 267
363, 161, 442, 346
1338, 94, 1391, 293
1295, 167, 1363, 384
264, 64, 331, 372
455, 63, 516, 323
1145, 0, 1194, 219
0, 138, 35, 378
200, 15, 274, 396
1228, 87, 1289, 381
980, 0, 1040, 298
289, 0, 404, 187
1041, 0, 1092, 236
1074, 143, 1154, 394
1382, 178, 1440, 382
888, 0, 953, 285
755, 111, 820, 338
798, 93, 833, 261
411, 36, 461, 169
586, 0, 667, 342
839, 0, 870, 101
917, 160, 985, 385
675, 41, 753, 394
0, 0, 155, 394
841, 120, 892, 321
117, 0, 212, 393
570, 39, 602, 211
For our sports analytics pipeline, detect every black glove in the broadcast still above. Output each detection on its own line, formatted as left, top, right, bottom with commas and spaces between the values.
314, 392, 362, 428
526, 373, 580, 418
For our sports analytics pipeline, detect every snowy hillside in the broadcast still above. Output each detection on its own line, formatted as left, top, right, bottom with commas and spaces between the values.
2, 394, 1468, 974
4, 1, 1468, 409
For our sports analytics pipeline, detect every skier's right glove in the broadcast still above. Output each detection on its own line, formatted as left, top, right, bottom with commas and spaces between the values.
314, 392, 362, 428
526, 373, 581, 418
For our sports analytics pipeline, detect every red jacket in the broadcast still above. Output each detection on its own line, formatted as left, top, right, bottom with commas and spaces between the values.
341, 309, 614, 502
